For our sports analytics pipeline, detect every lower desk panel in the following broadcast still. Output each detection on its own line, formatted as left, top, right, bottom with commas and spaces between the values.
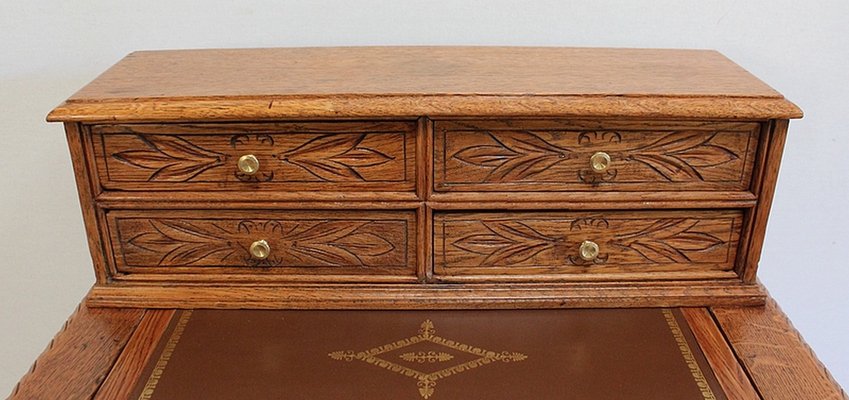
106, 308, 737, 400
11, 296, 846, 400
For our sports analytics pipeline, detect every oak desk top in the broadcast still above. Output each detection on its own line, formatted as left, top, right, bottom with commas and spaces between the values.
47, 46, 802, 122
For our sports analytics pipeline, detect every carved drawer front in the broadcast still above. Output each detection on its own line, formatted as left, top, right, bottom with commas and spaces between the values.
106, 210, 416, 279
434, 120, 760, 192
434, 210, 744, 279
91, 122, 416, 192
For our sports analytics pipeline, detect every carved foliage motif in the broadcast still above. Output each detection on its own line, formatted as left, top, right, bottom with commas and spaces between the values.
625, 132, 740, 181
280, 134, 395, 181
444, 127, 748, 185
440, 213, 739, 269
107, 132, 402, 183
112, 135, 226, 182
613, 219, 726, 264
122, 218, 400, 268
451, 131, 571, 182
452, 220, 561, 266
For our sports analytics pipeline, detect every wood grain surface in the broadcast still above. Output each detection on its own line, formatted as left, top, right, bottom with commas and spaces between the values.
93, 310, 175, 400
46, 47, 802, 121
713, 297, 849, 400
681, 308, 761, 400
7, 304, 144, 400
741, 120, 789, 283
435, 120, 760, 192
65, 123, 110, 283
434, 211, 743, 278
65, 47, 786, 99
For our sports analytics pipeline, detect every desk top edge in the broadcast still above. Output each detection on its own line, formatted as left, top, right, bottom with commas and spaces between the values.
47, 46, 803, 122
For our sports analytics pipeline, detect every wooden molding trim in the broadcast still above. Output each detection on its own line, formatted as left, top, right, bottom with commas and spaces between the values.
681, 307, 760, 400
94, 310, 175, 400
84, 282, 767, 309
47, 95, 802, 123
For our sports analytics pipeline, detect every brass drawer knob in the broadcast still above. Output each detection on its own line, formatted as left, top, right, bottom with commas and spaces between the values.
249, 239, 271, 260
579, 240, 600, 261
590, 152, 611, 173
237, 154, 260, 175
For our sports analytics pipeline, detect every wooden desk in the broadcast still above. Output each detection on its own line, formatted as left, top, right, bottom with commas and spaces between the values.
10, 47, 843, 399
8, 298, 846, 399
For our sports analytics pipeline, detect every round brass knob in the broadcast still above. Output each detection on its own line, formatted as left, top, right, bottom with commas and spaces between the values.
249, 239, 270, 260
237, 154, 260, 175
590, 152, 611, 173
579, 240, 600, 261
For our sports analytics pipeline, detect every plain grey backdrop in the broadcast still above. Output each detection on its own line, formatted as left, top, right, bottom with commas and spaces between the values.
2, 0, 847, 395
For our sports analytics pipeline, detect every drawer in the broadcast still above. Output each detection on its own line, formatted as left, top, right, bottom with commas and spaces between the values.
434, 210, 744, 279
106, 210, 417, 279
434, 120, 760, 192
91, 121, 416, 192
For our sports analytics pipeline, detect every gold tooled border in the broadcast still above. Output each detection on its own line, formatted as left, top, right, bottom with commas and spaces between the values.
663, 309, 718, 400
135, 309, 717, 399
137, 310, 193, 400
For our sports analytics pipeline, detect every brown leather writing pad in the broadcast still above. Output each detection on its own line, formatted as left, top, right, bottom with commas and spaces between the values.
131, 309, 725, 400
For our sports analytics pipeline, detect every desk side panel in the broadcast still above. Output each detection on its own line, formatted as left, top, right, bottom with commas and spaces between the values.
713, 296, 848, 400
8, 303, 144, 400
66, 122, 110, 283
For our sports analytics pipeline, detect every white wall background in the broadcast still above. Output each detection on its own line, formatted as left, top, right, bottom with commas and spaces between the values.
1, 0, 847, 395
